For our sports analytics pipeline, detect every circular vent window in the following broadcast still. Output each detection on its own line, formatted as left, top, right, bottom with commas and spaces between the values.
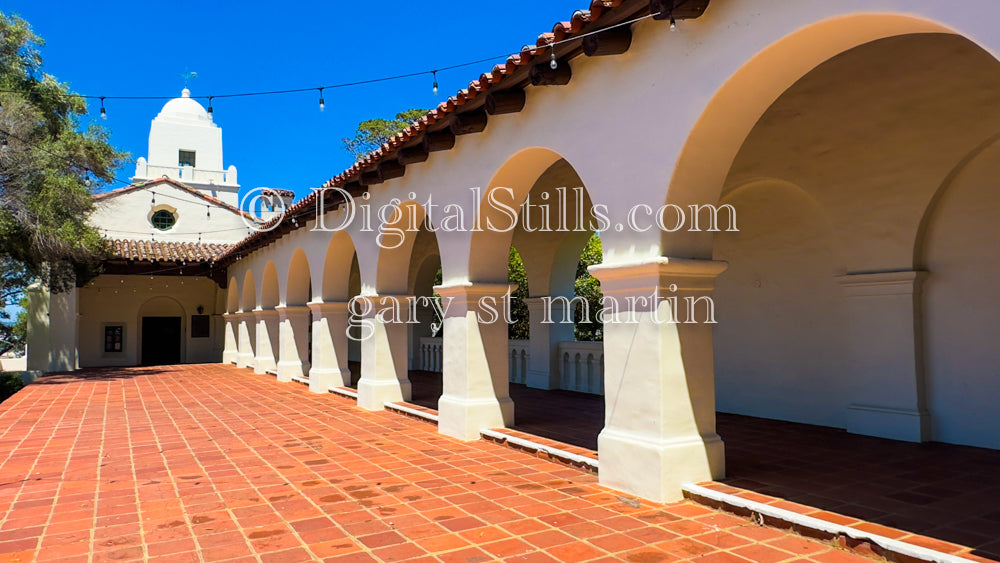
150, 209, 177, 231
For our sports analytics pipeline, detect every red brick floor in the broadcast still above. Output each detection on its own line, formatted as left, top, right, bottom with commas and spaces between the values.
402, 371, 1000, 561
0, 364, 880, 563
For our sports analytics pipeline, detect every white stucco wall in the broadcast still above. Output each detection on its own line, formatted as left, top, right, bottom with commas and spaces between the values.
219, 0, 1000, 499
91, 182, 249, 243
922, 139, 1000, 449
78, 275, 224, 367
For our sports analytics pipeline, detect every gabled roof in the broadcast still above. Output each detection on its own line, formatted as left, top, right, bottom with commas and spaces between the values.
94, 177, 258, 221
104, 239, 229, 263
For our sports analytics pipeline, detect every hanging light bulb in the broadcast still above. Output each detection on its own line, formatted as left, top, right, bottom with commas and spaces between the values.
206, 205, 211, 219
318, 88, 325, 112
99, 97, 107, 120
669, 16, 677, 31
550, 46, 558, 70
207, 96, 214, 115
432, 71, 439, 96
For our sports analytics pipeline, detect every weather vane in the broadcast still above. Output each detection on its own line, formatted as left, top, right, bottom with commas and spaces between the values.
178, 69, 198, 88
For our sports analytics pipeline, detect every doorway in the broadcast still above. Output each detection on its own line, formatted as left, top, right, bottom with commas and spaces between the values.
142, 317, 182, 366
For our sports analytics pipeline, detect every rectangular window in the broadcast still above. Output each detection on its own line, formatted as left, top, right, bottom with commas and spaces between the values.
178, 150, 196, 167
191, 315, 210, 338
104, 325, 124, 353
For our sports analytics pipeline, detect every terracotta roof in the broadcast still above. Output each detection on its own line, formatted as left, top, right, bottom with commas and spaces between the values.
104, 239, 230, 263
218, 0, 710, 264
94, 177, 258, 220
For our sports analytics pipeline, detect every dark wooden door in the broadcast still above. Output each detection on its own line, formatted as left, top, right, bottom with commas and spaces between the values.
141, 317, 181, 366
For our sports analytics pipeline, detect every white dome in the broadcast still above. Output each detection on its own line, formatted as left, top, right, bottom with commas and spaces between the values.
155, 89, 213, 124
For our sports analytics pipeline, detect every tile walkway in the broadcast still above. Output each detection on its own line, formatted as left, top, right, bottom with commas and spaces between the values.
0, 364, 883, 563
401, 371, 1000, 561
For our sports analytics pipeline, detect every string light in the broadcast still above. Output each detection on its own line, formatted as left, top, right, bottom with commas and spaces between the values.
207, 96, 214, 115
318, 88, 325, 112
1, 10, 663, 118
669, 16, 677, 31
550, 45, 558, 70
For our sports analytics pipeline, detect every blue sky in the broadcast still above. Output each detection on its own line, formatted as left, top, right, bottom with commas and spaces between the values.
5, 0, 586, 200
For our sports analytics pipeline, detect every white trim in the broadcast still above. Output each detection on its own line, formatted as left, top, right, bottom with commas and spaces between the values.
384, 402, 439, 422
681, 483, 978, 563
480, 428, 599, 471
329, 386, 358, 399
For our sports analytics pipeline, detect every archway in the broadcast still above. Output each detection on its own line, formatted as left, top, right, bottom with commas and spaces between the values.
276, 249, 312, 381
236, 270, 257, 368
448, 149, 604, 447
255, 262, 280, 374
920, 137, 1000, 449
310, 230, 358, 392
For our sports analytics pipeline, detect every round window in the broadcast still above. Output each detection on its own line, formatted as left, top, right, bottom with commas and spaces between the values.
151, 209, 176, 231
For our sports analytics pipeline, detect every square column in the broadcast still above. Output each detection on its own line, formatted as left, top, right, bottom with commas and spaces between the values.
837, 271, 930, 442
308, 301, 352, 393
590, 257, 727, 503
357, 295, 412, 410
222, 313, 240, 364
222, 313, 239, 364
276, 305, 311, 382
524, 297, 574, 390
435, 283, 515, 440
253, 309, 279, 374
236, 312, 256, 369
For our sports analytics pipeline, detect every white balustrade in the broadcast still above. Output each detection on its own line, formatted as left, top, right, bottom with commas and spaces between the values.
418, 336, 603, 396
558, 341, 604, 395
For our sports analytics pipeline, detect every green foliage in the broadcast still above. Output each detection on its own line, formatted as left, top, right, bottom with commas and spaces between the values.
0, 261, 30, 354
0, 12, 125, 296
508, 247, 530, 340
573, 234, 604, 341
0, 371, 24, 403
342, 109, 428, 161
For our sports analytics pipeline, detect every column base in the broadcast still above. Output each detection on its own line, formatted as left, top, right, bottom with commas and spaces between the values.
276, 361, 309, 382
222, 350, 238, 364
357, 378, 412, 411
254, 356, 276, 375
236, 353, 254, 369
438, 395, 515, 441
598, 428, 725, 503
846, 404, 929, 443
308, 368, 350, 393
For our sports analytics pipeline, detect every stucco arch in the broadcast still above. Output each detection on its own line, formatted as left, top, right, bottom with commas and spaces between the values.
260, 262, 279, 310
914, 132, 1000, 268
375, 200, 430, 295
468, 147, 574, 284
226, 277, 239, 313
286, 249, 311, 306
240, 270, 256, 312
321, 230, 358, 302
662, 13, 977, 259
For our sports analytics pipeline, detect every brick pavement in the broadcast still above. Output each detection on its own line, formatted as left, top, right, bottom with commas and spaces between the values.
0, 364, 897, 562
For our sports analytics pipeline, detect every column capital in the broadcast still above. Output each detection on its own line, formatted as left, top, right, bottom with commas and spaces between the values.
252, 308, 280, 319
589, 257, 728, 295
836, 270, 927, 297
307, 300, 351, 314
275, 305, 311, 319
434, 283, 516, 301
